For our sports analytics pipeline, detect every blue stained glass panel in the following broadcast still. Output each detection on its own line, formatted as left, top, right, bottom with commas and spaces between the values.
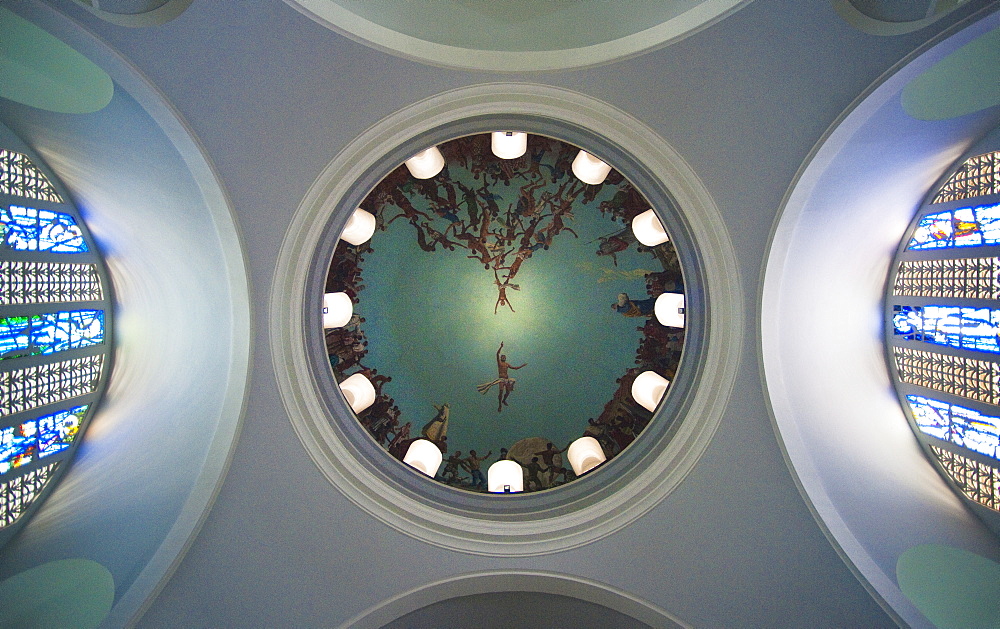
908, 395, 1000, 460
0, 310, 104, 361
907, 203, 1000, 250
0, 406, 87, 476
909, 395, 950, 440
0, 205, 88, 253
36, 406, 84, 458
0, 422, 35, 474
952, 405, 1000, 459
893, 305, 1000, 354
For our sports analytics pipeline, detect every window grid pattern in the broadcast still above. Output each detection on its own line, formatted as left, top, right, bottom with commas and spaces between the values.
893, 347, 1000, 406
893, 257, 1000, 299
0, 150, 62, 204
0, 261, 102, 305
0, 355, 104, 416
931, 446, 1000, 511
932, 151, 1000, 204
0, 147, 108, 538
0, 462, 57, 527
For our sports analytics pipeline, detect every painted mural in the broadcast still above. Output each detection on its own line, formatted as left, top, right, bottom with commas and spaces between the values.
324, 133, 685, 492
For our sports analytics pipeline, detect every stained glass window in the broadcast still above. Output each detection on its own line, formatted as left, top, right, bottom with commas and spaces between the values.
893, 347, 1000, 406
0, 406, 86, 475
0, 462, 57, 527
0, 261, 102, 305
893, 304, 1000, 354
931, 446, 1000, 511
0, 310, 104, 361
0, 205, 88, 253
0, 149, 62, 203
891, 143, 1000, 517
0, 143, 109, 539
907, 203, 1000, 250
0, 355, 104, 416
908, 395, 1000, 460
893, 257, 1000, 300
932, 151, 1000, 204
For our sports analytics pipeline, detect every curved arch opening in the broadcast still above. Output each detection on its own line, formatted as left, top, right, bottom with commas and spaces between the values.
272, 83, 743, 555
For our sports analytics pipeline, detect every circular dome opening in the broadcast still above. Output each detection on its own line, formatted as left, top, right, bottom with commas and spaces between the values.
274, 84, 741, 554
320, 132, 687, 496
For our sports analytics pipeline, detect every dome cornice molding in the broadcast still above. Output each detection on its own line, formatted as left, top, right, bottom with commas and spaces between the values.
271, 83, 743, 556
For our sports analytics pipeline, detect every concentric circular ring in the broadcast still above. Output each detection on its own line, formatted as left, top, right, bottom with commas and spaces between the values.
271, 83, 743, 555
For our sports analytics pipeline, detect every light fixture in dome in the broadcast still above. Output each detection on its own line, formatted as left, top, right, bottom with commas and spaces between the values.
631, 370, 670, 412
491, 131, 528, 159
487, 460, 524, 493
404, 146, 445, 179
323, 292, 353, 328
403, 439, 443, 477
340, 208, 376, 246
567, 436, 607, 476
571, 150, 612, 185
339, 372, 376, 414
631, 208, 669, 247
654, 292, 685, 328
317, 131, 691, 497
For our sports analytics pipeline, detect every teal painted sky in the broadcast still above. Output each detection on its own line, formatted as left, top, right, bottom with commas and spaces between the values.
358, 150, 658, 457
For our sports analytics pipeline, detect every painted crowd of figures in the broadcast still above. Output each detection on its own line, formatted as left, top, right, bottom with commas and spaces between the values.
360, 135, 656, 312
324, 133, 685, 492
325, 245, 684, 492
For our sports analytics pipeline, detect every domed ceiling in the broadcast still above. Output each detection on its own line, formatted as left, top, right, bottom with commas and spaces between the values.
324, 133, 685, 492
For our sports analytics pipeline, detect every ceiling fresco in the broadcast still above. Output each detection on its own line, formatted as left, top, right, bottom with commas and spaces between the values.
324, 134, 685, 492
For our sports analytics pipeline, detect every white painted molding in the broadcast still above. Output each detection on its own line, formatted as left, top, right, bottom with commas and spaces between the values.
339, 570, 691, 629
271, 83, 743, 556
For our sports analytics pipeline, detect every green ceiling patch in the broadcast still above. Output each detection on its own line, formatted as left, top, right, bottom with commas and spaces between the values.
902, 26, 1000, 121
897, 544, 1000, 628
0, 558, 114, 629
0, 7, 114, 114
